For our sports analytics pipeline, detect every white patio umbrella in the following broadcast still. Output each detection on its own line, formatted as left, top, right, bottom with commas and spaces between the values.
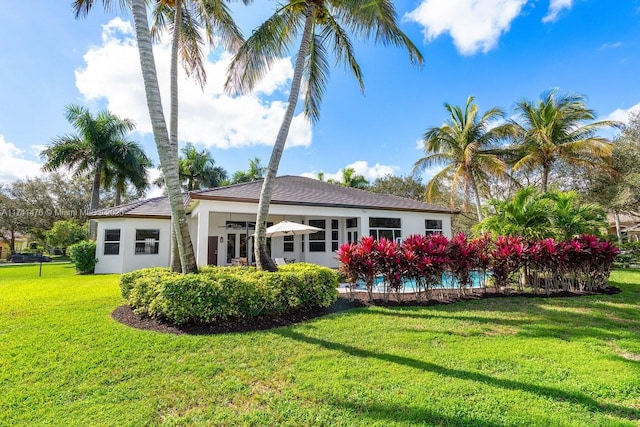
260, 221, 322, 237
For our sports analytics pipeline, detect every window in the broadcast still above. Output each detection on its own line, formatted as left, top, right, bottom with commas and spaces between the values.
369, 217, 401, 241
425, 219, 443, 235
135, 229, 159, 255
284, 235, 294, 252
104, 229, 120, 255
308, 219, 326, 252
331, 219, 339, 252
226, 233, 236, 264
346, 217, 358, 244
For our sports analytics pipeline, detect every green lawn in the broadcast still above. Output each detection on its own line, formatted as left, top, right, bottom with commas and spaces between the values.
1, 264, 639, 426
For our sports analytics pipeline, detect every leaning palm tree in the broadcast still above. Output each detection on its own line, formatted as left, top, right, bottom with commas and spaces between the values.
41, 104, 138, 238
413, 96, 513, 221
72, 0, 239, 273
510, 89, 621, 192
151, 0, 243, 271
225, 0, 423, 270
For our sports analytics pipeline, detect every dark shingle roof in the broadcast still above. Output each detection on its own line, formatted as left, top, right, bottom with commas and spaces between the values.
189, 175, 453, 213
88, 196, 174, 219
89, 176, 455, 218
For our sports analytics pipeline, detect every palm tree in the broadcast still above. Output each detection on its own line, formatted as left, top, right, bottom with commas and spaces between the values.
72, 0, 240, 273
225, 0, 423, 270
151, 0, 243, 271
546, 191, 607, 241
101, 140, 152, 206
229, 157, 266, 184
41, 105, 140, 237
413, 96, 513, 221
510, 89, 620, 192
474, 187, 554, 240
156, 143, 227, 190
328, 167, 368, 188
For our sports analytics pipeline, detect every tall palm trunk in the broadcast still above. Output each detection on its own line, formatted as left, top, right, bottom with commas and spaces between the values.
130, 0, 197, 273
169, 0, 183, 272
254, 9, 314, 271
614, 211, 622, 244
541, 162, 550, 192
89, 163, 102, 239
469, 172, 483, 221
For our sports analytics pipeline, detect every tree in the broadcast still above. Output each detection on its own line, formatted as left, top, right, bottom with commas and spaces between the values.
225, 0, 423, 270
156, 142, 228, 190
510, 89, 620, 192
73, 0, 201, 273
41, 104, 141, 238
547, 191, 607, 241
475, 187, 553, 240
0, 174, 92, 253
367, 175, 426, 201
327, 167, 368, 189
101, 140, 152, 206
45, 220, 87, 254
228, 157, 266, 184
151, 0, 242, 271
413, 96, 512, 221
475, 187, 607, 240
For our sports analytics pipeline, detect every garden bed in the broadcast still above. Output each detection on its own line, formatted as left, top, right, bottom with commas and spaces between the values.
112, 285, 620, 335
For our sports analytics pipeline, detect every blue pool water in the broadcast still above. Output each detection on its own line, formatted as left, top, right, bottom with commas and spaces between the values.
350, 271, 487, 292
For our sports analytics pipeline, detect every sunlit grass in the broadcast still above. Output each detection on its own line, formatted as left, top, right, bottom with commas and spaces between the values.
1, 264, 639, 426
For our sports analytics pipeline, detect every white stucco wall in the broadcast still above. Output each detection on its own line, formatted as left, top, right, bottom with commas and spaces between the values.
195, 200, 453, 269
95, 217, 171, 274
94, 200, 453, 273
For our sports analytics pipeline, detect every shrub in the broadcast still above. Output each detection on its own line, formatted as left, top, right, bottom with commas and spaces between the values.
337, 236, 379, 302
68, 240, 97, 274
119, 263, 339, 325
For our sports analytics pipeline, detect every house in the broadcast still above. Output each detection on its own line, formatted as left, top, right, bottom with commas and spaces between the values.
0, 233, 29, 260
89, 175, 456, 274
608, 212, 640, 242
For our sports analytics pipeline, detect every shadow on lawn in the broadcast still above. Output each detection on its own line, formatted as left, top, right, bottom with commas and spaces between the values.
349, 284, 640, 344
274, 329, 640, 421
327, 397, 507, 427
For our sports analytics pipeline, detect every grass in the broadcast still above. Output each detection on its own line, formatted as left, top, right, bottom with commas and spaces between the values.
1, 264, 639, 426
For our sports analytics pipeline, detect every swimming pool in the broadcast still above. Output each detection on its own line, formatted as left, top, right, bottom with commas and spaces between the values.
345, 271, 488, 293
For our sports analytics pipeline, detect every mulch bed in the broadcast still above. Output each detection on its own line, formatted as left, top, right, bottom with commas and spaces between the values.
111, 286, 621, 336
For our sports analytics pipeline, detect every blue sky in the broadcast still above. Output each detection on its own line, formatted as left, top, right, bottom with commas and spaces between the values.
1, 0, 640, 195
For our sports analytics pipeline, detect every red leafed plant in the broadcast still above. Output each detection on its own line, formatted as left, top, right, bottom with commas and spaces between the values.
402, 234, 450, 301
337, 236, 379, 302
376, 237, 405, 301
447, 233, 477, 296
490, 235, 524, 290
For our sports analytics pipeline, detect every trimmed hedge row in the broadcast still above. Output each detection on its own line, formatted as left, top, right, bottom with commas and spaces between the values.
120, 263, 339, 325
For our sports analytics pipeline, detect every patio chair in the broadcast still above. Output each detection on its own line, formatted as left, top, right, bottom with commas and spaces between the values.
274, 257, 287, 266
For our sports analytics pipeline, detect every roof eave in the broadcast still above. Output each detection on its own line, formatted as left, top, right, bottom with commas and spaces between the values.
189, 194, 456, 214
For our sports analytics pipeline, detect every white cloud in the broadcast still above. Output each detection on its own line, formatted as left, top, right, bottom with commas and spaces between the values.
599, 41, 623, 50
0, 135, 44, 184
604, 102, 640, 124
303, 161, 399, 182
542, 0, 573, 23
75, 18, 312, 150
145, 167, 165, 199
404, 0, 527, 55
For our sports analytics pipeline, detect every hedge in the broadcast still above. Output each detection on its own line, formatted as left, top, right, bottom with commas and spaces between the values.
68, 240, 97, 274
119, 263, 339, 325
